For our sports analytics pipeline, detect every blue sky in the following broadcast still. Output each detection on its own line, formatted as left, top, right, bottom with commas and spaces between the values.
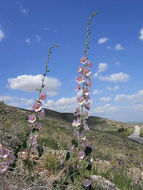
0, 0, 143, 122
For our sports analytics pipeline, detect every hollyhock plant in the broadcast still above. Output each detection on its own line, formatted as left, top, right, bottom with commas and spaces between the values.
68, 11, 98, 187
26, 45, 58, 163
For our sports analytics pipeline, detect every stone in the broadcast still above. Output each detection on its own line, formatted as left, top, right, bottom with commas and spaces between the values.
91, 175, 120, 190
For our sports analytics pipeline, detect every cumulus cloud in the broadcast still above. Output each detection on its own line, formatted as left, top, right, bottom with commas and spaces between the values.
114, 90, 143, 104
44, 97, 77, 112
93, 104, 118, 113
107, 86, 120, 91
98, 63, 108, 73
93, 89, 103, 95
139, 28, 143, 41
115, 43, 125, 50
94, 63, 108, 79
100, 97, 111, 102
7, 74, 61, 96
98, 37, 108, 44
0, 95, 34, 108
0, 29, 5, 42
99, 72, 130, 82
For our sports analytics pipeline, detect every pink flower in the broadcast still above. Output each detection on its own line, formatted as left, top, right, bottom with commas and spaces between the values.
0, 148, 9, 159
29, 135, 38, 146
78, 151, 85, 160
33, 122, 41, 129
70, 145, 76, 154
28, 114, 36, 123
83, 178, 91, 187
82, 87, 90, 96
40, 109, 45, 117
32, 102, 42, 112
87, 61, 92, 68
81, 111, 88, 118
83, 68, 91, 77
74, 107, 81, 116
82, 140, 86, 148
39, 93, 47, 101
0, 162, 8, 173
77, 97, 86, 105
76, 76, 85, 84
83, 120, 89, 131
73, 129, 80, 137
80, 57, 88, 64
75, 84, 81, 92
5, 153, 15, 165
78, 66, 84, 74
87, 78, 91, 87
72, 118, 81, 127
85, 102, 91, 110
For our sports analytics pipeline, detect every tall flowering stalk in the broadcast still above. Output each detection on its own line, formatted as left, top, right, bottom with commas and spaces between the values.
71, 12, 98, 188
26, 45, 58, 162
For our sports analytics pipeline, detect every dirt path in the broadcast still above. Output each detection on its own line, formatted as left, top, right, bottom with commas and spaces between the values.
128, 125, 143, 143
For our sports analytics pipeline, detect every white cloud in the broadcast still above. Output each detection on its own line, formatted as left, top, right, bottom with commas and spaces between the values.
93, 89, 103, 95
94, 72, 98, 78
93, 104, 118, 113
17, 2, 29, 15
7, 74, 61, 96
94, 63, 108, 78
99, 72, 130, 82
0, 29, 5, 42
35, 35, 41, 42
43, 26, 50, 31
115, 61, 120, 65
98, 63, 108, 73
98, 37, 108, 44
44, 97, 77, 113
107, 46, 112, 50
115, 43, 125, 50
107, 86, 120, 91
107, 86, 112, 91
100, 97, 111, 102
25, 38, 31, 45
139, 28, 143, 41
114, 86, 120, 90
114, 90, 143, 104
0, 95, 33, 108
